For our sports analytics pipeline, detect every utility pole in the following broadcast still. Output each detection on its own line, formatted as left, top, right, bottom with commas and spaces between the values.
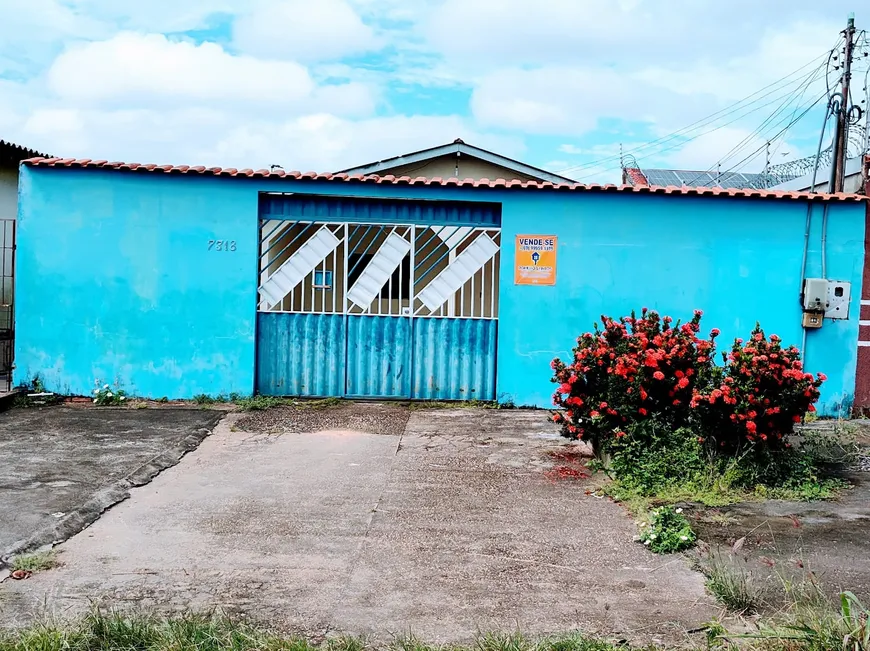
832, 14, 856, 193
763, 140, 771, 187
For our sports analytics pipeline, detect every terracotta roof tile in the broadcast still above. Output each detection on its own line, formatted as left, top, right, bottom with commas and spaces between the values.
20, 157, 866, 203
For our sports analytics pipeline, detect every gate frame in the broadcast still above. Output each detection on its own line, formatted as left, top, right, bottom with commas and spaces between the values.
254, 193, 502, 400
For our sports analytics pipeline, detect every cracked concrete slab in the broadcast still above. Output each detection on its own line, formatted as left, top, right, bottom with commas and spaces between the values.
0, 406, 223, 560
0, 408, 714, 646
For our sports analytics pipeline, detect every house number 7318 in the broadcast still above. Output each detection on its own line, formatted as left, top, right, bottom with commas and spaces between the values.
208, 240, 237, 251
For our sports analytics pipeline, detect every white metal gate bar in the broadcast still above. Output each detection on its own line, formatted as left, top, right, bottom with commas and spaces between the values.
257, 219, 500, 319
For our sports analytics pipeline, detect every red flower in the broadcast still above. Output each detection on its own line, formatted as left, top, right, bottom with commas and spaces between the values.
710, 328, 720, 337
559, 383, 572, 394
590, 410, 600, 418
697, 437, 705, 443
678, 377, 689, 389
808, 404, 816, 412
638, 408, 648, 416
745, 421, 757, 433
640, 388, 648, 401
600, 401, 608, 409
615, 431, 626, 438
653, 371, 665, 380
792, 415, 802, 423
552, 413, 562, 422
817, 373, 827, 382
673, 399, 681, 406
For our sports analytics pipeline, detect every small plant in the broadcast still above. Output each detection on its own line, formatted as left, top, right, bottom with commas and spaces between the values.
234, 395, 294, 411
92, 380, 127, 406
702, 551, 764, 614
637, 506, 696, 553
192, 394, 231, 405
11, 550, 58, 573
157, 396, 169, 403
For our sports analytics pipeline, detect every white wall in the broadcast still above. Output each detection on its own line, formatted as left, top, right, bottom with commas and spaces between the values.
0, 166, 18, 221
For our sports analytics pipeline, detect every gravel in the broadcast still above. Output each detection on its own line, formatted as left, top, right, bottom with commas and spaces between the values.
235, 401, 411, 436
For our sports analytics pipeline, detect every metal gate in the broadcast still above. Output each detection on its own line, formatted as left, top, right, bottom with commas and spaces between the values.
0, 220, 14, 392
255, 195, 500, 400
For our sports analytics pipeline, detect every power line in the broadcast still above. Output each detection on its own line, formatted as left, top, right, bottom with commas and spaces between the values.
680, 65, 828, 186
557, 48, 836, 176
573, 71, 828, 182
719, 91, 830, 178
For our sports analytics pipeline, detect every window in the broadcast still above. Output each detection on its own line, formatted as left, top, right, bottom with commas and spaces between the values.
313, 270, 333, 289
348, 253, 410, 300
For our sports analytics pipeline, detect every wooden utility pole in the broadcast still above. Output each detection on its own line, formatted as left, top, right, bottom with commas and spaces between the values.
832, 14, 856, 193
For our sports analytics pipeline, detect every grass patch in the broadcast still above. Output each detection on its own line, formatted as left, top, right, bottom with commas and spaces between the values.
233, 396, 342, 412
11, 550, 59, 573
408, 399, 516, 411
0, 612, 660, 651
699, 552, 765, 614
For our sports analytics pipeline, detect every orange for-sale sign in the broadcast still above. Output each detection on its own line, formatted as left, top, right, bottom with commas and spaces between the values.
514, 235, 557, 285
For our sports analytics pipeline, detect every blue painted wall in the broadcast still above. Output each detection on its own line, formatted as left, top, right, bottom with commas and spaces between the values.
16, 168, 259, 398
16, 166, 866, 412
495, 194, 865, 416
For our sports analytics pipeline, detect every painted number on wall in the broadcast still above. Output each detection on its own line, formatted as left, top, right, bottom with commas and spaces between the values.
208, 240, 237, 252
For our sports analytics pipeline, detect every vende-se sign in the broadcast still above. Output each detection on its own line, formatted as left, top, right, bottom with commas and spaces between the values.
514, 234, 557, 285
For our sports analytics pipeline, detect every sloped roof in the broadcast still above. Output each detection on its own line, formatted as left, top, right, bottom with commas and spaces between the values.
338, 138, 576, 185
1, 139, 51, 166
20, 157, 866, 203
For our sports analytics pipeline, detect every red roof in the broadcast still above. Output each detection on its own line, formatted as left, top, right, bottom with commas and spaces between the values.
21, 157, 866, 203
623, 167, 649, 186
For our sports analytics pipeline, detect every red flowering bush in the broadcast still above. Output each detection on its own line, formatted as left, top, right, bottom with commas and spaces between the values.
691, 324, 825, 454
551, 308, 718, 453
551, 310, 825, 458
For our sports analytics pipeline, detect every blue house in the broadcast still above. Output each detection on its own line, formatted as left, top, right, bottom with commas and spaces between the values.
14, 159, 867, 414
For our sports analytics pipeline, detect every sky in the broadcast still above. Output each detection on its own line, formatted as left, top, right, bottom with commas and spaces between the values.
0, 1, 868, 183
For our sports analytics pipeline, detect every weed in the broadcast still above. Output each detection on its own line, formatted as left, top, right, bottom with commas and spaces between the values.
11, 550, 58, 573
157, 397, 169, 403
234, 395, 294, 411
637, 506, 696, 553
701, 552, 764, 614
408, 399, 515, 411
92, 380, 127, 406
193, 394, 230, 405
0, 611, 649, 651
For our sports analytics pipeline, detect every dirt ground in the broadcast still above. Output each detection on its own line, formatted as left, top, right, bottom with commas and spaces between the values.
0, 405, 714, 646
683, 420, 870, 610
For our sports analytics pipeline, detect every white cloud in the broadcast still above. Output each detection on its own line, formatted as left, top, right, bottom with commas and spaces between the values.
198, 114, 524, 171
47, 33, 316, 108
67, 0, 238, 33
233, 0, 378, 62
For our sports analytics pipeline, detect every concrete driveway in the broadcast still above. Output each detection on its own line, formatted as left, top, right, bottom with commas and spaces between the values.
0, 406, 223, 558
0, 404, 714, 645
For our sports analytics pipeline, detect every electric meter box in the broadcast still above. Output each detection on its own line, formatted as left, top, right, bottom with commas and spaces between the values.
825, 280, 851, 320
803, 278, 827, 312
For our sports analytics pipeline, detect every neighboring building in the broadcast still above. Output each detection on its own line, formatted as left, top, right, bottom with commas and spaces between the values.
622, 167, 770, 189
338, 138, 575, 184
851, 155, 870, 412
14, 158, 867, 415
0, 139, 49, 391
767, 156, 866, 194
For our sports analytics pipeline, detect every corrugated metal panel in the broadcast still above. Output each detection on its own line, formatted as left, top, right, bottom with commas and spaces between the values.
346, 316, 411, 397
259, 195, 502, 227
412, 318, 497, 401
257, 313, 345, 396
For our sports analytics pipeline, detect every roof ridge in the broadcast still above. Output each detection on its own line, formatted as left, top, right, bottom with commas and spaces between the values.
20, 158, 866, 203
